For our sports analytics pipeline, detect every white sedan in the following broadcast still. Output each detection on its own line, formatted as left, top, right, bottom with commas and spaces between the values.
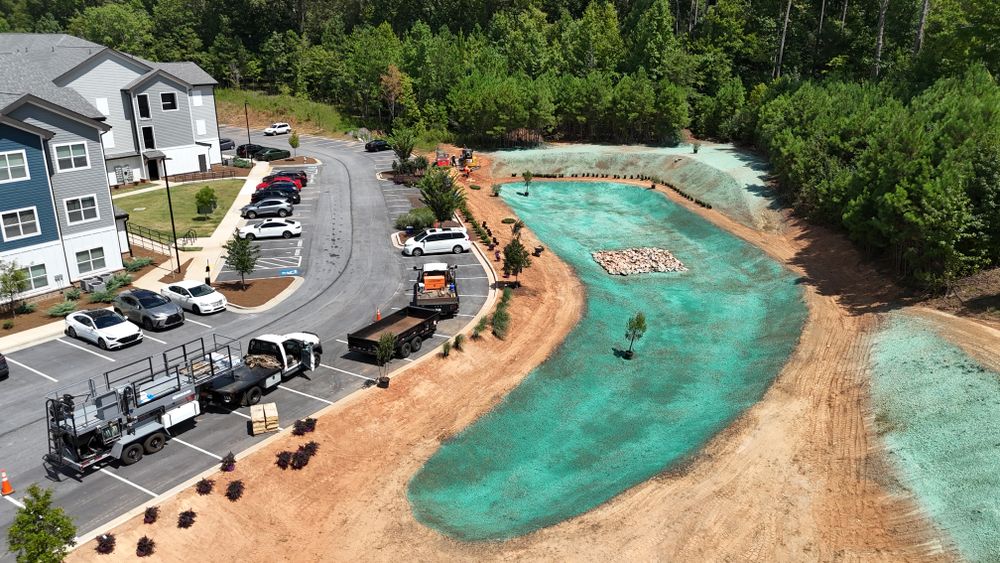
160, 280, 228, 314
65, 310, 143, 350
238, 218, 302, 240
264, 122, 291, 135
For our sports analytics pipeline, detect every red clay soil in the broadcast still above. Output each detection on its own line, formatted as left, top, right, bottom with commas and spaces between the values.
158, 259, 194, 284
213, 277, 294, 308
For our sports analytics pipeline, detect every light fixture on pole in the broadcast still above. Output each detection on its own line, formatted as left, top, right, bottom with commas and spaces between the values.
160, 156, 182, 274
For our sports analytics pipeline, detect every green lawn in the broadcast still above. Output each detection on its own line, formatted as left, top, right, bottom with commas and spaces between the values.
122, 179, 245, 238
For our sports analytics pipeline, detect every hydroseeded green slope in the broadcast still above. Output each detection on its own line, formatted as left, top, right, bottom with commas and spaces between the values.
408, 182, 807, 540
871, 313, 1000, 562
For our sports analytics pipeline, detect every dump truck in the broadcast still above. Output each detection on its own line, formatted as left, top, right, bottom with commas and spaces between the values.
347, 306, 440, 359
199, 332, 321, 407
44, 333, 321, 471
412, 263, 460, 316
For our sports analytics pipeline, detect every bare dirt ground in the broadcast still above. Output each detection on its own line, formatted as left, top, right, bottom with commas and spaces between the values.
73, 153, 981, 562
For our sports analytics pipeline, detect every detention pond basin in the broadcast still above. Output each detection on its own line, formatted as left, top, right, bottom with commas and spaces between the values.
408, 181, 808, 541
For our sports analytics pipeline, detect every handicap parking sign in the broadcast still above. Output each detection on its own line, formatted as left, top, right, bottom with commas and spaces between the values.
280, 269, 299, 276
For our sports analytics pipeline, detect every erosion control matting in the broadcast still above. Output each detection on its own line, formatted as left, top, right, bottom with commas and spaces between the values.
408, 181, 807, 541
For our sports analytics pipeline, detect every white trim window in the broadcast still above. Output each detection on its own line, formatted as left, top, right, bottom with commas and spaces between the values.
76, 247, 106, 274
161, 92, 178, 111
65, 195, 100, 225
0, 150, 29, 184
137, 94, 151, 119
18, 264, 48, 291
1, 207, 40, 241
141, 126, 156, 150
53, 142, 90, 172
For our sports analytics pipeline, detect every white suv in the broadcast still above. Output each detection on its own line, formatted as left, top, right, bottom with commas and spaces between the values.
264, 122, 291, 135
403, 228, 471, 256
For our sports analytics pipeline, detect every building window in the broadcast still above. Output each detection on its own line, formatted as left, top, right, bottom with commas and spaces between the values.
0, 150, 29, 184
161, 92, 178, 111
76, 247, 106, 274
137, 94, 150, 119
65, 195, 100, 224
18, 264, 48, 291
1, 207, 39, 241
141, 126, 155, 149
53, 142, 90, 172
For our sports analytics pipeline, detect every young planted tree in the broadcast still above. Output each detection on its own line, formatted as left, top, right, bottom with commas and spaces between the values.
387, 126, 416, 163
510, 219, 525, 239
522, 170, 533, 196
222, 232, 260, 290
375, 332, 397, 387
624, 312, 647, 359
502, 238, 532, 287
0, 260, 29, 318
288, 131, 300, 157
194, 185, 218, 220
6, 484, 78, 563
419, 167, 466, 222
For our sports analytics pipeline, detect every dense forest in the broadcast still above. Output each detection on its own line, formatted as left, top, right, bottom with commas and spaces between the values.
1, 0, 998, 287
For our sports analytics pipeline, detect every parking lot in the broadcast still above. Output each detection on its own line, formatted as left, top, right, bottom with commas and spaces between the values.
0, 128, 493, 560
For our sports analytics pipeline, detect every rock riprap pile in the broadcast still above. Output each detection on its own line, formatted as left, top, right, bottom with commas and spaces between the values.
592, 247, 688, 275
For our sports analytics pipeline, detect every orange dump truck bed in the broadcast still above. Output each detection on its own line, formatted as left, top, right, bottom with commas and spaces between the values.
423, 275, 446, 290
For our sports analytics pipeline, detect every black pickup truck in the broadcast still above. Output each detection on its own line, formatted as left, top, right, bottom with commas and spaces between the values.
347, 306, 440, 359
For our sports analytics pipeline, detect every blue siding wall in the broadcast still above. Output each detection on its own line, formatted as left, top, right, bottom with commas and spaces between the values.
0, 123, 59, 252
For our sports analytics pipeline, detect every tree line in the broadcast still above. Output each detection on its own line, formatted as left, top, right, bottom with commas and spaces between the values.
1, 0, 997, 286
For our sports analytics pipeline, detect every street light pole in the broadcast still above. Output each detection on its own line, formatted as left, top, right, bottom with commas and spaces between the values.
244, 101, 252, 148
161, 157, 182, 274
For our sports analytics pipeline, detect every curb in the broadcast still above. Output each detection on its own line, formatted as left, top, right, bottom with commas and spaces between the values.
224, 276, 305, 314
390, 232, 405, 250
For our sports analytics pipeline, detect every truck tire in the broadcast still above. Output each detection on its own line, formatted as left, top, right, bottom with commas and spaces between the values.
410, 336, 423, 352
143, 432, 166, 454
398, 342, 412, 358
243, 386, 262, 406
121, 443, 144, 465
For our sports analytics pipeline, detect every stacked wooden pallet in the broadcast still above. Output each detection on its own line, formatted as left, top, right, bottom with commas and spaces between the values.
250, 402, 279, 435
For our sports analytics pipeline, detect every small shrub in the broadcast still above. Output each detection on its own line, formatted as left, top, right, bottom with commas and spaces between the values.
304, 418, 317, 432
136, 536, 155, 557
501, 287, 513, 306
88, 289, 117, 303
106, 273, 132, 290
123, 257, 153, 272
471, 326, 480, 339
292, 417, 317, 436
492, 308, 511, 339
413, 155, 429, 170
441, 341, 451, 357
276, 450, 293, 469
47, 301, 77, 317
473, 316, 488, 338
393, 207, 436, 231
220, 452, 236, 472
491, 184, 502, 196
64, 287, 81, 300
95, 533, 116, 554
290, 449, 310, 470
177, 510, 197, 529
225, 480, 245, 501
501, 217, 516, 224
301, 441, 320, 457
143, 506, 159, 524
195, 478, 214, 495
14, 301, 36, 314
453, 333, 465, 351
470, 184, 482, 190
232, 157, 252, 168
2, 320, 13, 330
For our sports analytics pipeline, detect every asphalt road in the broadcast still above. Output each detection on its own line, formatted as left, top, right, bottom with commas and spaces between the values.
0, 128, 490, 559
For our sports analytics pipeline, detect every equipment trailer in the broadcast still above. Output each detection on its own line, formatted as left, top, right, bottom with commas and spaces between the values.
412, 263, 460, 316
347, 306, 440, 359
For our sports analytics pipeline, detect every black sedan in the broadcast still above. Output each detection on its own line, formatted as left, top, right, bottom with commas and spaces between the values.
256, 148, 292, 161
365, 139, 391, 152
236, 143, 265, 158
252, 185, 300, 204
219, 138, 235, 150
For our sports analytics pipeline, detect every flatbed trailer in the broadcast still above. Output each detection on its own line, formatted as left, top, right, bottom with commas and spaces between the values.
347, 306, 440, 359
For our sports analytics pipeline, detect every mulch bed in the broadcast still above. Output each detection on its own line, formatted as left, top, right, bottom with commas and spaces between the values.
213, 277, 294, 308
270, 156, 318, 165
0, 294, 107, 334
127, 247, 172, 279
159, 259, 195, 284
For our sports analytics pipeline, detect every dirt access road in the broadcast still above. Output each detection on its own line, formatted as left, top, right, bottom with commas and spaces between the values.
73, 151, 966, 561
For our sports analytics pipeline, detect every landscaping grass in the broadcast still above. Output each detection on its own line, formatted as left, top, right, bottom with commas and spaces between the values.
122, 179, 244, 238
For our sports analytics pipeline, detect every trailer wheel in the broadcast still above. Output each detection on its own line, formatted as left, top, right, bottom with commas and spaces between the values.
398, 342, 412, 358
121, 443, 144, 465
143, 432, 166, 454
410, 336, 423, 352
243, 386, 263, 406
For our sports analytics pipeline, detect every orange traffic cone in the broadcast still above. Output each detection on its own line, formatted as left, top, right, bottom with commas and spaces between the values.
1, 469, 13, 496
376, 308, 381, 322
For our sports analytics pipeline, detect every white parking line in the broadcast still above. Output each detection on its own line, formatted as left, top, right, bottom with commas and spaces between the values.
99, 468, 156, 497
335, 339, 347, 344
456, 314, 476, 318
57, 339, 115, 362
432, 333, 452, 339
320, 363, 374, 382
3, 495, 25, 508
171, 438, 222, 460
403, 358, 414, 363
144, 334, 167, 345
461, 295, 489, 298
5, 358, 58, 382
225, 408, 252, 420
278, 385, 333, 405
186, 319, 212, 328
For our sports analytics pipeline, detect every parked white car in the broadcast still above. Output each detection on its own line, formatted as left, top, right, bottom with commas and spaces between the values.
65, 310, 143, 350
264, 122, 291, 135
239, 218, 302, 240
160, 280, 228, 314
403, 227, 471, 256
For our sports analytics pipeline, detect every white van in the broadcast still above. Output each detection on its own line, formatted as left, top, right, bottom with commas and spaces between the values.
403, 228, 471, 256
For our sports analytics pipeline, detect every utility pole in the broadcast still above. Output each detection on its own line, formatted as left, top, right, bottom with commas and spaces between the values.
161, 157, 182, 273
244, 101, 252, 149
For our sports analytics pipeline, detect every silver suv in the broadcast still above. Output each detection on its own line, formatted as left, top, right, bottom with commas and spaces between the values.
113, 288, 185, 331
241, 198, 293, 219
